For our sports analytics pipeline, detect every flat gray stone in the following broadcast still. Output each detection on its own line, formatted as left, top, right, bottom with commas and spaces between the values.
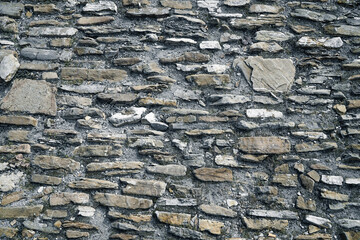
0, 16, 18, 33
83, 1, 117, 15
0, 54, 19, 82
20, 48, 59, 61
291, 9, 337, 22
0, 79, 57, 116
0, 2, 23, 17
28, 27, 78, 37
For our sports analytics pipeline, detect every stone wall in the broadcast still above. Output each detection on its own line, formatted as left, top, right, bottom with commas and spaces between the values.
0, 0, 359, 239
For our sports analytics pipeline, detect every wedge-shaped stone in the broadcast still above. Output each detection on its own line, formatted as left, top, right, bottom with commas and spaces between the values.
199, 219, 224, 235
234, 56, 295, 93
321, 189, 349, 201
0, 144, 30, 153
186, 74, 230, 86
194, 168, 233, 182
237, 137, 290, 154
155, 211, 191, 226
120, 178, 166, 197
0, 79, 57, 116
69, 178, 118, 189
0, 227, 18, 238
146, 164, 187, 176
61, 68, 127, 82
242, 217, 288, 230
94, 193, 153, 209
247, 209, 299, 220
33, 155, 80, 172
28, 27, 78, 36
0, 115, 37, 126
0, 205, 43, 219
305, 215, 331, 228
200, 204, 236, 217
295, 142, 337, 152
87, 162, 144, 171
73, 145, 122, 157
50, 192, 89, 206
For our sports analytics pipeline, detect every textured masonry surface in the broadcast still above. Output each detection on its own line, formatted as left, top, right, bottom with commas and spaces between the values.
0, 0, 360, 239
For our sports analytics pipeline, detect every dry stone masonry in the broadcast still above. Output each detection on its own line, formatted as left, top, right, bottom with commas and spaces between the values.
0, 0, 359, 239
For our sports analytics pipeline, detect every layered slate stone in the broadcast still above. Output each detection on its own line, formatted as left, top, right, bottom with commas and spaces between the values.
237, 137, 291, 154
155, 211, 191, 226
0, 115, 37, 126
199, 204, 237, 217
194, 168, 233, 182
49, 192, 89, 206
242, 217, 288, 230
28, 27, 78, 36
0, 16, 18, 33
68, 178, 118, 189
94, 193, 153, 209
120, 178, 166, 197
0, 79, 57, 116
0, 205, 43, 219
73, 145, 122, 157
0, 2, 23, 17
61, 68, 127, 82
234, 56, 295, 93
86, 161, 144, 171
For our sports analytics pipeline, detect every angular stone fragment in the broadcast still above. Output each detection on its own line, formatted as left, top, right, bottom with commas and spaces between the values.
250, 42, 283, 53
0, 2, 23, 17
0, 16, 18, 33
296, 196, 316, 211
295, 142, 338, 152
0, 115, 37, 126
0, 227, 18, 238
200, 204, 236, 217
33, 155, 80, 172
321, 175, 343, 185
146, 164, 187, 176
300, 174, 315, 192
272, 174, 298, 187
45, 209, 67, 219
186, 74, 230, 86
69, 178, 118, 189
321, 189, 349, 201
94, 193, 153, 209
109, 107, 146, 127
0, 144, 30, 155
50, 192, 89, 206
61, 68, 127, 82
0, 205, 43, 219
291, 9, 336, 22
155, 211, 191, 226
199, 219, 224, 235
0, 79, 57, 116
23, 220, 60, 234
0, 54, 19, 82
237, 137, 290, 154
28, 27, 78, 36
1, 191, 24, 206
87, 162, 143, 172
83, 1, 117, 15
235, 56, 295, 93
247, 209, 299, 219
0, 172, 23, 192
73, 145, 122, 157
242, 217, 288, 230
31, 174, 62, 185
169, 226, 204, 239
120, 178, 166, 197
194, 168, 233, 182
305, 215, 331, 228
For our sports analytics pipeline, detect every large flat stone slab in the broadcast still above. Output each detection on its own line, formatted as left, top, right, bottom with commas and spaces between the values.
237, 137, 291, 154
0, 79, 57, 116
61, 68, 127, 82
234, 56, 295, 93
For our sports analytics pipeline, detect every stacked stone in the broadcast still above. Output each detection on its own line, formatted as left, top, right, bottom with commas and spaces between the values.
0, 0, 359, 239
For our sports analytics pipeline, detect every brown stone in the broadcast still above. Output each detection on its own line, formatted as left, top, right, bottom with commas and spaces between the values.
342, 231, 360, 240
62, 221, 97, 230
33, 155, 80, 172
300, 174, 315, 192
320, 189, 349, 201
86, 161, 144, 171
1, 191, 24, 205
7, 130, 30, 142
348, 100, 360, 109
199, 204, 237, 217
66, 230, 90, 238
77, 16, 114, 25
0, 144, 31, 153
199, 219, 224, 235
242, 216, 288, 230
120, 178, 166, 197
45, 210, 68, 219
61, 68, 127, 82
114, 57, 141, 66
160, 0, 192, 9
0, 115, 37, 126
295, 233, 332, 240
296, 196, 316, 211
94, 193, 153, 209
0, 79, 57, 116
295, 142, 338, 152
138, 97, 177, 106
31, 174, 62, 185
272, 174, 298, 187
194, 168, 233, 182
237, 137, 290, 154
155, 211, 191, 226
0, 205, 43, 219
0, 227, 18, 238
186, 74, 230, 86
49, 192, 89, 206
68, 178, 118, 189
73, 145, 122, 157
